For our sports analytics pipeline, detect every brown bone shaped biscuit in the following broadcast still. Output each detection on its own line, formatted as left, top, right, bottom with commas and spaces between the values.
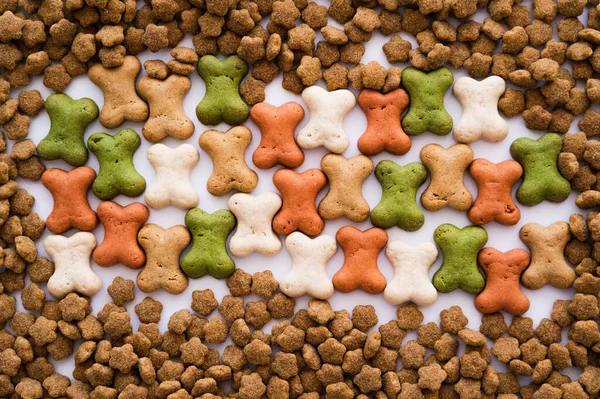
357, 88, 412, 156
199, 126, 258, 196
474, 248, 531, 316
273, 168, 326, 236
520, 221, 576, 289
93, 201, 149, 269
420, 143, 474, 211
250, 102, 305, 169
137, 224, 190, 295
332, 226, 388, 294
318, 154, 373, 223
89, 55, 149, 129
468, 159, 523, 226
42, 166, 98, 234
137, 74, 195, 142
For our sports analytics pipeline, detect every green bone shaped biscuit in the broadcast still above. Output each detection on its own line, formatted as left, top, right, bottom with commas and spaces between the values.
510, 133, 571, 206
196, 55, 249, 126
401, 67, 454, 136
182, 208, 236, 279
87, 128, 146, 200
371, 160, 427, 232
433, 224, 487, 295
38, 93, 99, 166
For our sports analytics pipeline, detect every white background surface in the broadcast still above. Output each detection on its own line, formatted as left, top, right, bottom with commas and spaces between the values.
10, 1, 586, 378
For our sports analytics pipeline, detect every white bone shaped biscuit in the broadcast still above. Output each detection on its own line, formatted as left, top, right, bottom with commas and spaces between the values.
384, 240, 439, 306
280, 232, 337, 299
453, 76, 508, 144
297, 86, 356, 154
228, 192, 282, 257
45, 232, 101, 299
145, 143, 199, 210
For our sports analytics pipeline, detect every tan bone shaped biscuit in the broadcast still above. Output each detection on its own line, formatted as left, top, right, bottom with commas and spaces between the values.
45, 232, 101, 299
199, 126, 258, 196
420, 143, 474, 212
318, 154, 373, 223
138, 74, 195, 142
520, 221, 576, 290
89, 56, 149, 129
137, 224, 191, 295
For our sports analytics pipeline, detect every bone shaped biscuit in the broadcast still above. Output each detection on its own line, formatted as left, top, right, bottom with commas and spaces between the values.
250, 101, 305, 169
199, 126, 258, 196
228, 192, 282, 257
42, 167, 98, 234
420, 143, 474, 212
145, 143, 199, 210
273, 168, 327, 236
297, 86, 356, 154
384, 241, 439, 306
520, 222, 575, 289
453, 76, 508, 144
280, 232, 337, 299
89, 56, 149, 129
332, 226, 388, 294
138, 74, 195, 142
475, 248, 530, 315
45, 232, 101, 299
318, 154, 373, 223
93, 201, 149, 269
357, 89, 411, 156
137, 224, 191, 295
468, 159, 522, 226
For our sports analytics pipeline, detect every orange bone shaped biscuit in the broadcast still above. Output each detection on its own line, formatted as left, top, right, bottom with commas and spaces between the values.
273, 168, 326, 236
474, 248, 531, 316
42, 167, 98, 234
93, 202, 149, 269
357, 89, 411, 156
468, 159, 523, 226
251, 102, 305, 169
332, 226, 388, 294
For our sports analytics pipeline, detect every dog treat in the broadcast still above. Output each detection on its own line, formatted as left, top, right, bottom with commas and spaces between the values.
42, 167, 98, 234
384, 241, 439, 306
520, 222, 576, 289
468, 159, 523, 226
181, 208, 236, 279
273, 168, 326, 236
332, 226, 388, 294
280, 232, 337, 299
138, 74, 195, 142
37, 94, 98, 167
93, 202, 149, 269
199, 126, 258, 196
250, 101, 305, 169
228, 192, 282, 257
371, 161, 428, 232
453, 76, 508, 143
433, 224, 488, 295
357, 88, 411, 156
87, 128, 146, 200
45, 232, 101, 299
475, 248, 531, 316
420, 144, 474, 212
296, 85, 356, 154
401, 67, 453, 136
89, 55, 149, 129
196, 55, 249, 126
137, 224, 190, 295
145, 143, 199, 210
318, 154, 373, 223
510, 133, 571, 206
